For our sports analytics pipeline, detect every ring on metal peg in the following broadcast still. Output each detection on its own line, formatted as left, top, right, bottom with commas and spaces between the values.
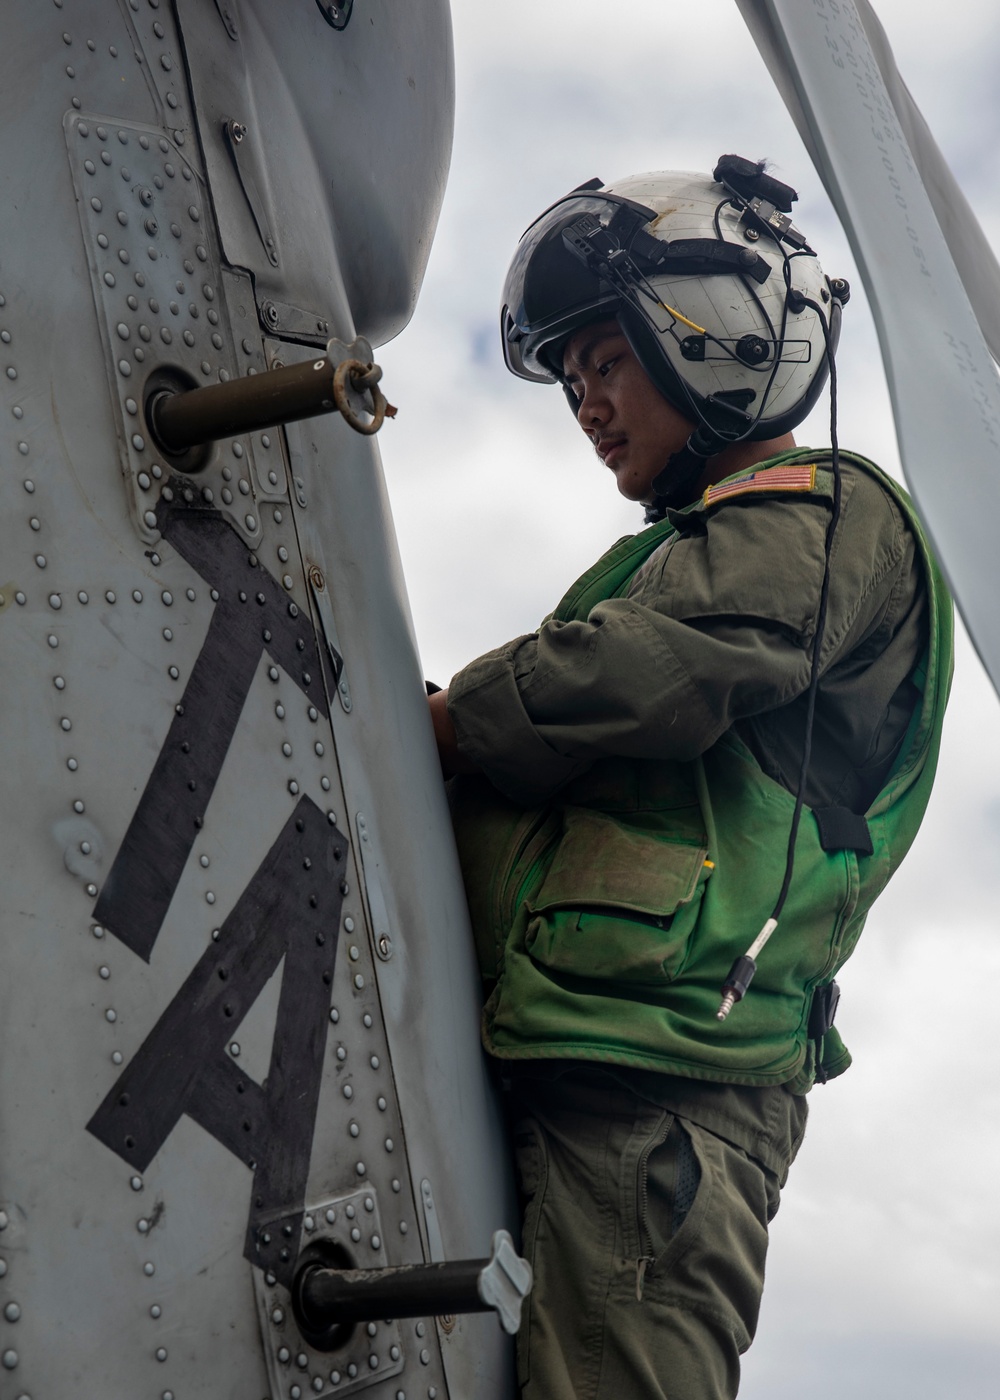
332, 357, 396, 436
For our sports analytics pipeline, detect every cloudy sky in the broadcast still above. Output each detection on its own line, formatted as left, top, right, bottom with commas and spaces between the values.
376, 4, 1000, 1397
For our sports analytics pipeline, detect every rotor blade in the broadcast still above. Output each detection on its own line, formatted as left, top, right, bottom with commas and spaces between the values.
739, 0, 1000, 365
736, 0, 1000, 699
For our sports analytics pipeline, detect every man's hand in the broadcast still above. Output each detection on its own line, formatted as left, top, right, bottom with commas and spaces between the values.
428, 688, 479, 778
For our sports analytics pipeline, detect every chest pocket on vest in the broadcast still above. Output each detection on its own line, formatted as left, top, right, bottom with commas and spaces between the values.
524, 806, 710, 988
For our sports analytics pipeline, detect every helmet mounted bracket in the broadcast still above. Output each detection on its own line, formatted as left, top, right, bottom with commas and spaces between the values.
561, 213, 772, 288
712, 154, 811, 252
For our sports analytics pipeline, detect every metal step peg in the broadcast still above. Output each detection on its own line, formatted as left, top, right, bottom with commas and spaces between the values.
292, 1229, 532, 1349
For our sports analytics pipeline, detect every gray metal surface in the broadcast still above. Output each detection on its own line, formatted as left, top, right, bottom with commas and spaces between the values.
0, 2, 513, 1397
253, 1186, 405, 1398
736, 0, 1000, 697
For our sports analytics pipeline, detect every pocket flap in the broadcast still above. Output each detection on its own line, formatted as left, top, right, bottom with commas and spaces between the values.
531, 806, 707, 916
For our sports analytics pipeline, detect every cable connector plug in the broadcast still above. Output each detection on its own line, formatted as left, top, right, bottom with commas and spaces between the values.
716, 918, 778, 1020
716, 955, 757, 1020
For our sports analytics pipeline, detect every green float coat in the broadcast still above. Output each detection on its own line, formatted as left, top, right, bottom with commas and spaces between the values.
451, 452, 953, 1092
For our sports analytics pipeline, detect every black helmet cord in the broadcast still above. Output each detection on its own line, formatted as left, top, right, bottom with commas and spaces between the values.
715, 286, 843, 1026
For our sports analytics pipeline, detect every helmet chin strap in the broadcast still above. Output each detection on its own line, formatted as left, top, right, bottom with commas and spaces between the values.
643, 422, 725, 522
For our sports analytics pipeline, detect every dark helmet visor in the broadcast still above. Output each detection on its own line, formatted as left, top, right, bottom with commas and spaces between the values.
500, 191, 655, 382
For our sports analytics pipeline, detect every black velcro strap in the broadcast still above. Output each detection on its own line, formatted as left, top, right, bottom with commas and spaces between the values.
641, 235, 772, 284
813, 806, 873, 856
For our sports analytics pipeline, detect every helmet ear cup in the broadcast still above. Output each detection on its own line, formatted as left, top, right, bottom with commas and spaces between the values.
619, 255, 840, 443
762, 292, 841, 438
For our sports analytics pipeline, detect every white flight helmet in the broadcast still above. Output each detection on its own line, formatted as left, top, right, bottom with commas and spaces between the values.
501, 156, 848, 464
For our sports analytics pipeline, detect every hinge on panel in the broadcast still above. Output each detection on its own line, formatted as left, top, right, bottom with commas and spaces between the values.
307, 564, 352, 713
354, 814, 394, 963
420, 1178, 446, 1264
258, 297, 333, 346
222, 118, 279, 266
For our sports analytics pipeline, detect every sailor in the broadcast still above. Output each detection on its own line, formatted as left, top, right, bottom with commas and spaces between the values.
428, 158, 953, 1400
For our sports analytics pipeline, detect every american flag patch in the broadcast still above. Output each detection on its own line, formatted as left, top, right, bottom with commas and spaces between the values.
703, 463, 817, 507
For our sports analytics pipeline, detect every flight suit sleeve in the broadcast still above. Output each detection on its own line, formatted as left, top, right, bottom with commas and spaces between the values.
447, 466, 911, 806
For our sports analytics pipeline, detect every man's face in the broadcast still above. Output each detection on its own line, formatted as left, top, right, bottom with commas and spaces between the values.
561, 320, 694, 502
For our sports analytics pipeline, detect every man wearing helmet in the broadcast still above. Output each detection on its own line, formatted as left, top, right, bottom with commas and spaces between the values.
429, 158, 952, 1400
558, 316, 796, 503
